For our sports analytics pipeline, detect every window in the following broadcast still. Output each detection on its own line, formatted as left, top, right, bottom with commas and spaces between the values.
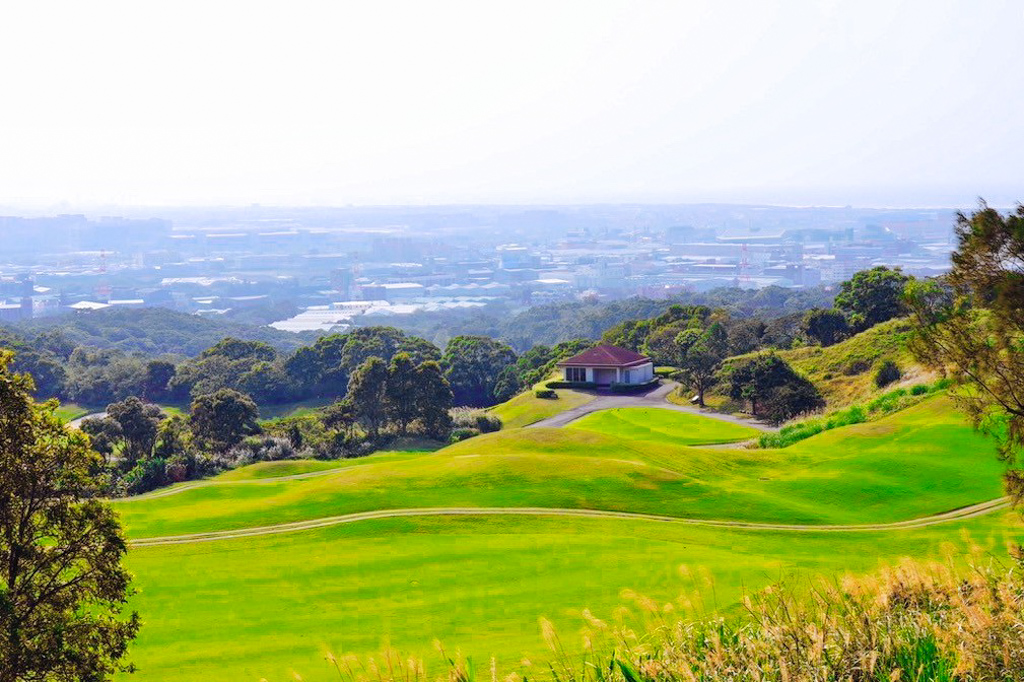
566, 367, 587, 382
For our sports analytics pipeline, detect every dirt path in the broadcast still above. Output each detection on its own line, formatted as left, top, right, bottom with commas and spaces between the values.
130, 496, 1012, 547
528, 381, 777, 432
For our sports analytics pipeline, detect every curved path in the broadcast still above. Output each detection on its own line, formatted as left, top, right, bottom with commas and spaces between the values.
528, 381, 778, 431
130, 496, 1012, 547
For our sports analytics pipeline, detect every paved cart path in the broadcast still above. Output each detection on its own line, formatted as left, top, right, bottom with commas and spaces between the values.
130, 497, 1013, 547
528, 382, 777, 431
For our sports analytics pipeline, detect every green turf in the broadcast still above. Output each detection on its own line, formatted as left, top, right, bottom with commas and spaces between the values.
54, 402, 93, 422
114, 396, 1004, 538
488, 380, 594, 428
259, 397, 333, 421
121, 510, 1024, 682
114, 395, 1016, 681
569, 407, 759, 445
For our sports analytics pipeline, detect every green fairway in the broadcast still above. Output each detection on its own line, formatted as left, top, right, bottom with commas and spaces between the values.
114, 396, 1005, 538
569, 407, 759, 445
114, 394, 1017, 682
54, 402, 93, 422
122, 510, 1024, 682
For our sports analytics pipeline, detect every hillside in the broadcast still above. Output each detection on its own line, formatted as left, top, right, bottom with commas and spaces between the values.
107, 393, 1022, 681
714, 318, 931, 409
11, 307, 316, 355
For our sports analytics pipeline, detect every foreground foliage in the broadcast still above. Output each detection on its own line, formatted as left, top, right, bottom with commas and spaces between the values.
0, 352, 138, 682
909, 201, 1024, 479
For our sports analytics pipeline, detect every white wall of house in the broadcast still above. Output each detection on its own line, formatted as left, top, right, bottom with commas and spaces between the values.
563, 362, 653, 385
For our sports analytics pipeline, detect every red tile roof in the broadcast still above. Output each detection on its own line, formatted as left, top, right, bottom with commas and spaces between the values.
557, 344, 651, 368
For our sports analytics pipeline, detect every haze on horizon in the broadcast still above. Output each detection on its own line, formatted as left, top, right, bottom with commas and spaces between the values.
0, 0, 1021, 210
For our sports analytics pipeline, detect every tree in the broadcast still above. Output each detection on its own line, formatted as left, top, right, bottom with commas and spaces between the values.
142, 359, 176, 401
80, 416, 122, 465
152, 415, 194, 481
0, 352, 140, 681
907, 202, 1024, 480
725, 352, 824, 423
835, 266, 911, 330
414, 360, 453, 440
189, 389, 261, 452
346, 357, 389, 441
675, 323, 729, 407
385, 353, 419, 436
106, 396, 164, 467
802, 308, 849, 347
442, 336, 517, 407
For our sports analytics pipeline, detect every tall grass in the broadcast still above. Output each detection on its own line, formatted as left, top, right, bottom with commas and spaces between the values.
757, 379, 952, 449
312, 548, 1024, 682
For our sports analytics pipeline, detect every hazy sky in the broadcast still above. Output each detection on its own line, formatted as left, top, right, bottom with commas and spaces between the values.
1, 0, 1021, 208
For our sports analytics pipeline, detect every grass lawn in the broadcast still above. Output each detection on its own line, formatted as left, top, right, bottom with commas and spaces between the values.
259, 397, 333, 421
114, 393, 1017, 682
569, 407, 758, 445
489, 381, 594, 428
121, 510, 1024, 682
114, 396, 1005, 538
54, 402, 93, 422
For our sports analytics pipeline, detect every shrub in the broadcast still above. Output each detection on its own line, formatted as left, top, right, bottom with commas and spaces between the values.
226, 435, 296, 466
448, 427, 480, 443
911, 383, 928, 395
875, 359, 902, 388
843, 358, 872, 375
545, 380, 598, 389
534, 389, 557, 399
450, 408, 503, 433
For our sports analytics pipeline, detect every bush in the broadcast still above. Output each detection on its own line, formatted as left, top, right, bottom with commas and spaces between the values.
545, 380, 598, 390
843, 358, 872, 375
911, 383, 928, 395
654, 367, 678, 377
226, 435, 296, 466
534, 389, 557, 399
448, 427, 480, 443
451, 408, 503, 433
875, 359, 902, 388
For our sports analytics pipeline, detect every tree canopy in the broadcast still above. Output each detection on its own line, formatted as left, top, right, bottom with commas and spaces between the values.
835, 266, 911, 330
908, 202, 1024, 487
0, 352, 139, 681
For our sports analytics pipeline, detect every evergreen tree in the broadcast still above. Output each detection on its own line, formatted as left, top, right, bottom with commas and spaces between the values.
415, 360, 453, 440
347, 357, 389, 441
385, 353, 419, 436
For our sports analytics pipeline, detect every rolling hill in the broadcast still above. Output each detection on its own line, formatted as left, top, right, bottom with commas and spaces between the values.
113, 394, 1020, 681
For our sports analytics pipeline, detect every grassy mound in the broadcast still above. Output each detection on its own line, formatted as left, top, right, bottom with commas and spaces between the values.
488, 380, 594, 428
115, 396, 1005, 538
569, 407, 758, 445
115, 393, 1017, 681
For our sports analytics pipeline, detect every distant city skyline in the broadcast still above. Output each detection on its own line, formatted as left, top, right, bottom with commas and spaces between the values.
1, 0, 1021, 208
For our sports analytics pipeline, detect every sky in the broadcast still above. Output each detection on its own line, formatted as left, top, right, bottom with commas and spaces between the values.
0, 0, 1021, 208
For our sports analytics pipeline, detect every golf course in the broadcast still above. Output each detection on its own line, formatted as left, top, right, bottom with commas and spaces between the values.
111, 389, 1022, 682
